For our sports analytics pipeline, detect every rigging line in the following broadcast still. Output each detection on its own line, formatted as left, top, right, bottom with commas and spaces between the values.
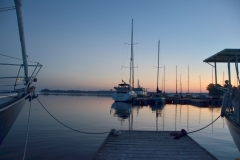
0, 6, 15, 9
0, 8, 15, 13
187, 115, 221, 134
0, 53, 39, 64
23, 94, 32, 160
36, 98, 110, 134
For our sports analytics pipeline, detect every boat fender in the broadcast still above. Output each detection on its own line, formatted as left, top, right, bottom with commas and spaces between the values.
221, 92, 228, 117
221, 105, 226, 117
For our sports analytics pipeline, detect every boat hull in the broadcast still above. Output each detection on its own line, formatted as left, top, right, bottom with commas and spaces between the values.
225, 114, 240, 151
149, 98, 165, 105
0, 93, 30, 145
111, 92, 136, 102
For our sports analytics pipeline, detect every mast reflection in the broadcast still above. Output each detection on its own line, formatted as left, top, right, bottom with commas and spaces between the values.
149, 103, 165, 131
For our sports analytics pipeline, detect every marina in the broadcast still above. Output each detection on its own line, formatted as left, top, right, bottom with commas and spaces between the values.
1, 0, 240, 160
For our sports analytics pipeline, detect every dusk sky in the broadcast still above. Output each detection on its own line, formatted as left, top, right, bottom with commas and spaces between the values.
1, 0, 240, 92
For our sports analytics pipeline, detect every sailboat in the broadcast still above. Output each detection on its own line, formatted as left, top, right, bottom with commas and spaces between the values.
111, 19, 137, 102
184, 65, 192, 98
0, 0, 42, 144
196, 75, 206, 99
133, 80, 147, 97
148, 40, 165, 105
203, 49, 240, 151
173, 66, 181, 99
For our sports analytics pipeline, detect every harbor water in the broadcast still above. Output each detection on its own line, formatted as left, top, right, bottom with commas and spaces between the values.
0, 94, 239, 159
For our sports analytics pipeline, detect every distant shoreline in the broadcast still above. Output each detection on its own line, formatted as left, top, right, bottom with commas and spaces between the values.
39, 89, 113, 96
39, 89, 208, 96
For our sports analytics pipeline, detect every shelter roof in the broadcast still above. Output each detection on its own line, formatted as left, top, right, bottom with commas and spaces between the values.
203, 49, 240, 63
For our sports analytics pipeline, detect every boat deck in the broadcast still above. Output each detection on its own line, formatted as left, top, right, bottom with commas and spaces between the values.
93, 131, 217, 160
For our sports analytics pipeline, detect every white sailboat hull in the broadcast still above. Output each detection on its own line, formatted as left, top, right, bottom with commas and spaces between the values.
111, 92, 136, 102
225, 114, 240, 152
0, 93, 30, 144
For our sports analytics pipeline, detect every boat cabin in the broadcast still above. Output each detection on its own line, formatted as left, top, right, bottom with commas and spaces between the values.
114, 83, 131, 93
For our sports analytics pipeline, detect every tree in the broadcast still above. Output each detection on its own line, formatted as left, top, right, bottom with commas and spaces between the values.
206, 83, 224, 98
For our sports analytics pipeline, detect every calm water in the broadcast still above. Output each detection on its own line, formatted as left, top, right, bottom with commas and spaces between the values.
0, 95, 239, 159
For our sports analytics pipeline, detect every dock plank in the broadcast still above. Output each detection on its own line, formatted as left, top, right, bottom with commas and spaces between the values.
93, 131, 217, 160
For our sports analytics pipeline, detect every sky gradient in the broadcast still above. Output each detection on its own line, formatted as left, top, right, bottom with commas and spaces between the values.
1, 0, 240, 92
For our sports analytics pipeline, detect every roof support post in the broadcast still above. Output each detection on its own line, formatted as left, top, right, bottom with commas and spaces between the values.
228, 59, 231, 85
214, 62, 217, 85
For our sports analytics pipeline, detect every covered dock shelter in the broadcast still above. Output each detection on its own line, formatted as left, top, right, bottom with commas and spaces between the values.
203, 49, 240, 85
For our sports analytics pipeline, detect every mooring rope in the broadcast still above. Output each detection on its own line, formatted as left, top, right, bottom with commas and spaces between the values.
36, 98, 110, 134
23, 94, 32, 160
170, 114, 222, 139
187, 115, 221, 134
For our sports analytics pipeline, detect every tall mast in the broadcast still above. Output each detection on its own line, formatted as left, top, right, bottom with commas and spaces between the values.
176, 65, 178, 94
157, 40, 160, 92
164, 65, 165, 93
129, 60, 131, 85
131, 19, 134, 88
180, 74, 182, 94
188, 65, 189, 93
200, 75, 201, 94
14, 0, 28, 83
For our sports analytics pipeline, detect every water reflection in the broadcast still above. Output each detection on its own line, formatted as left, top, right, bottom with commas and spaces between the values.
110, 102, 132, 124
1, 95, 239, 160
149, 104, 165, 131
209, 106, 221, 133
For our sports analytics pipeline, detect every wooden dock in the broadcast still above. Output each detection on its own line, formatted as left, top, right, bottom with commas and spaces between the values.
93, 131, 217, 160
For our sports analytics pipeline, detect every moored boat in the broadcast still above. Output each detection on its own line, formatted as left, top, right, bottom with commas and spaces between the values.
0, 0, 42, 144
112, 82, 137, 102
148, 40, 165, 105
203, 48, 240, 151
133, 80, 147, 97
111, 19, 137, 102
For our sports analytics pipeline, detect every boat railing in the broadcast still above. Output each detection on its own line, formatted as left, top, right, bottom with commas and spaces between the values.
221, 85, 240, 123
0, 63, 42, 94
214, 85, 228, 93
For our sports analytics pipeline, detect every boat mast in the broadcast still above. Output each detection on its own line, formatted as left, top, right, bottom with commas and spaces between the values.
180, 74, 182, 95
188, 65, 189, 93
129, 60, 131, 86
199, 75, 201, 94
164, 65, 165, 93
131, 19, 134, 88
14, 0, 29, 83
176, 65, 178, 94
156, 40, 160, 92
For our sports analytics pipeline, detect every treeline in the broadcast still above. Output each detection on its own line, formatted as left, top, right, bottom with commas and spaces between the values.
40, 89, 113, 94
